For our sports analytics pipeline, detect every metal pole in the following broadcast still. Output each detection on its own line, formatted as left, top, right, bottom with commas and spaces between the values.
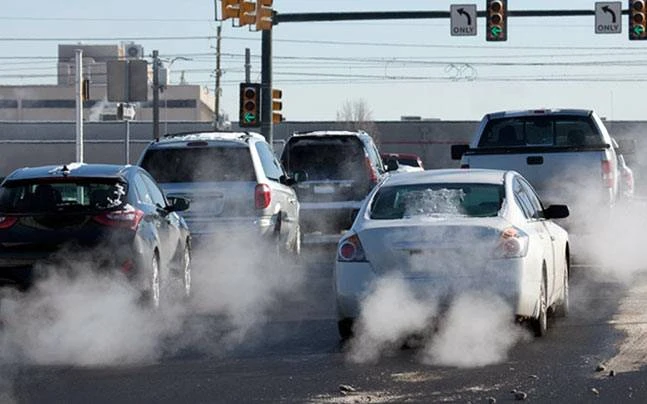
125, 119, 130, 164
153, 50, 160, 140
245, 48, 251, 83
261, 29, 272, 146
215, 25, 222, 129
75, 49, 84, 163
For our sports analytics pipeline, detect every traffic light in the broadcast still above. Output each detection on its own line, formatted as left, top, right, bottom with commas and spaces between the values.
272, 88, 283, 124
239, 1, 256, 27
486, 0, 507, 41
256, 0, 274, 31
220, 0, 241, 21
630, 0, 647, 40
239, 83, 261, 127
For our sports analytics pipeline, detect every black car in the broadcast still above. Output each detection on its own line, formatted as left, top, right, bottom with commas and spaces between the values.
280, 130, 389, 244
0, 163, 191, 307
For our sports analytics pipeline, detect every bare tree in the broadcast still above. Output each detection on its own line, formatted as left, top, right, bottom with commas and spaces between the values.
336, 98, 380, 144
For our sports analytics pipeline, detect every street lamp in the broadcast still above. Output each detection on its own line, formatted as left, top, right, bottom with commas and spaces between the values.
162, 56, 192, 134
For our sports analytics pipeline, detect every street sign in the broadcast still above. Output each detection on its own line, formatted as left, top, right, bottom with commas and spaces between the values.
450, 4, 477, 36
595, 2, 622, 34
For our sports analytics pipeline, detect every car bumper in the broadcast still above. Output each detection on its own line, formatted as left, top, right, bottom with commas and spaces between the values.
334, 257, 542, 321
299, 201, 363, 237
0, 244, 141, 289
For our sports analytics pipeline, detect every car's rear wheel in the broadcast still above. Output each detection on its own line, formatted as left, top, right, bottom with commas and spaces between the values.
338, 318, 354, 341
530, 275, 548, 337
141, 252, 161, 309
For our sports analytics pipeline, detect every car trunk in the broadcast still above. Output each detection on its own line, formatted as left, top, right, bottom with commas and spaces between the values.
357, 219, 507, 277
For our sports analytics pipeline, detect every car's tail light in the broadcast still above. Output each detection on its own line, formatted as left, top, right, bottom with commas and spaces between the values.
365, 157, 378, 185
0, 216, 18, 229
255, 184, 271, 209
601, 159, 614, 188
495, 227, 529, 258
93, 206, 144, 230
337, 233, 368, 262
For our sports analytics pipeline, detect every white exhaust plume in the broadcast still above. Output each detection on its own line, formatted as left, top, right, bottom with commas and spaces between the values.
348, 276, 437, 364
0, 230, 305, 367
422, 291, 529, 368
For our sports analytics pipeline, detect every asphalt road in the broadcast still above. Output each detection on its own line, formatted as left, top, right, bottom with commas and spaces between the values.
2, 241, 647, 404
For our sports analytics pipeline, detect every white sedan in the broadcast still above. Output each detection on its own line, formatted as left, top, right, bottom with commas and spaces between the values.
334, 169, 570, 340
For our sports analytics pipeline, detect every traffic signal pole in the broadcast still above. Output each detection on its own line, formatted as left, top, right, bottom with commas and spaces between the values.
261, 28, 273, 147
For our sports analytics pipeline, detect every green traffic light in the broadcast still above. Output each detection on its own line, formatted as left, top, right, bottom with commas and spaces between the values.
244, 112, 256, 123
490, 26, 502, 37
634, 25, 645, 35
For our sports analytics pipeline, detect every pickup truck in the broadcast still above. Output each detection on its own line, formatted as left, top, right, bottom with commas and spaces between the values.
451, 109, 625, 238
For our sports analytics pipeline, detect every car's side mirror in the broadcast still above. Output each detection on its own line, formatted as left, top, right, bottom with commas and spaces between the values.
292, 170, 308, 183
279, 175, 297, 186
544, 204, 569, 219
451, 144, 470, 160
385, 158, 399, 172
166, 196, 190, 212
616, 138, 636, 155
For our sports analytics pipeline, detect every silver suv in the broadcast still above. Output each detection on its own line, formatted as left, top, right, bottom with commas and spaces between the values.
280, 130, 388, 244
137, 131, 300, 255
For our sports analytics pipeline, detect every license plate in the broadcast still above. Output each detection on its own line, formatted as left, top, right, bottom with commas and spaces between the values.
314, 185, 335, 194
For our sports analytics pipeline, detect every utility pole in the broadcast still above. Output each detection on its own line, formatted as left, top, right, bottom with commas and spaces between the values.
214, 24, 222, 129
261, 29, 272, 146
245, 48, 251, 83
75, 49, 84, 163
152, 50, 160, 140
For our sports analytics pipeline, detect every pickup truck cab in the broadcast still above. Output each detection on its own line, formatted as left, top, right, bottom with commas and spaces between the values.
452, 109, 622, 240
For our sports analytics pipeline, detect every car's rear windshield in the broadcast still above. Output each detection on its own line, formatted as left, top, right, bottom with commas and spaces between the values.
478, 115, 605, 148
0, 179, 126, 214
140, 146, 255, 183
370, 183, 504, 219
282, 137, 366, 181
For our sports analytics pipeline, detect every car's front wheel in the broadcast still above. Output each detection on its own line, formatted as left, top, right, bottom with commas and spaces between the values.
553, 255, 569, 318
180, 240, 191, 298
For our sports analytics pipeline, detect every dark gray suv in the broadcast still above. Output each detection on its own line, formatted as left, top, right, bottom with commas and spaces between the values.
137, 131, 300, 256
280, 130, 387, 244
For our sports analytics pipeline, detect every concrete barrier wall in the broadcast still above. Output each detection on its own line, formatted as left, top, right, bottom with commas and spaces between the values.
0, 120, 644, 189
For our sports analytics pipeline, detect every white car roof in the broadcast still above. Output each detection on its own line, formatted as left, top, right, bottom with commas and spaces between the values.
159, 131, 264, 143
383, 169, 507, 187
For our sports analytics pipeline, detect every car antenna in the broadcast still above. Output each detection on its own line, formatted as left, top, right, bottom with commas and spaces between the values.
61, 164, 70, 176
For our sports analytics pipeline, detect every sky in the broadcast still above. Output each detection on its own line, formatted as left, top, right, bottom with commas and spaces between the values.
1, 0, 646, 122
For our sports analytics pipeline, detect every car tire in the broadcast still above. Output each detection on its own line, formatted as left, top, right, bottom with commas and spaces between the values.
141, 252, 161, 309
338, 318, 354, 341
530, 274, 548, 337
553, 256, 569, 318
291, 224, 301, 258
180, 240, 192, 299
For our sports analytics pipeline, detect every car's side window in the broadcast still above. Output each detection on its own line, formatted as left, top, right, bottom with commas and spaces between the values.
132, 174, 153, 205
513, 178, 535, 219
140, 173, 167, 207
365, 141, 384, 174
255, 141, 284, 181
519, 179, 545, 219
